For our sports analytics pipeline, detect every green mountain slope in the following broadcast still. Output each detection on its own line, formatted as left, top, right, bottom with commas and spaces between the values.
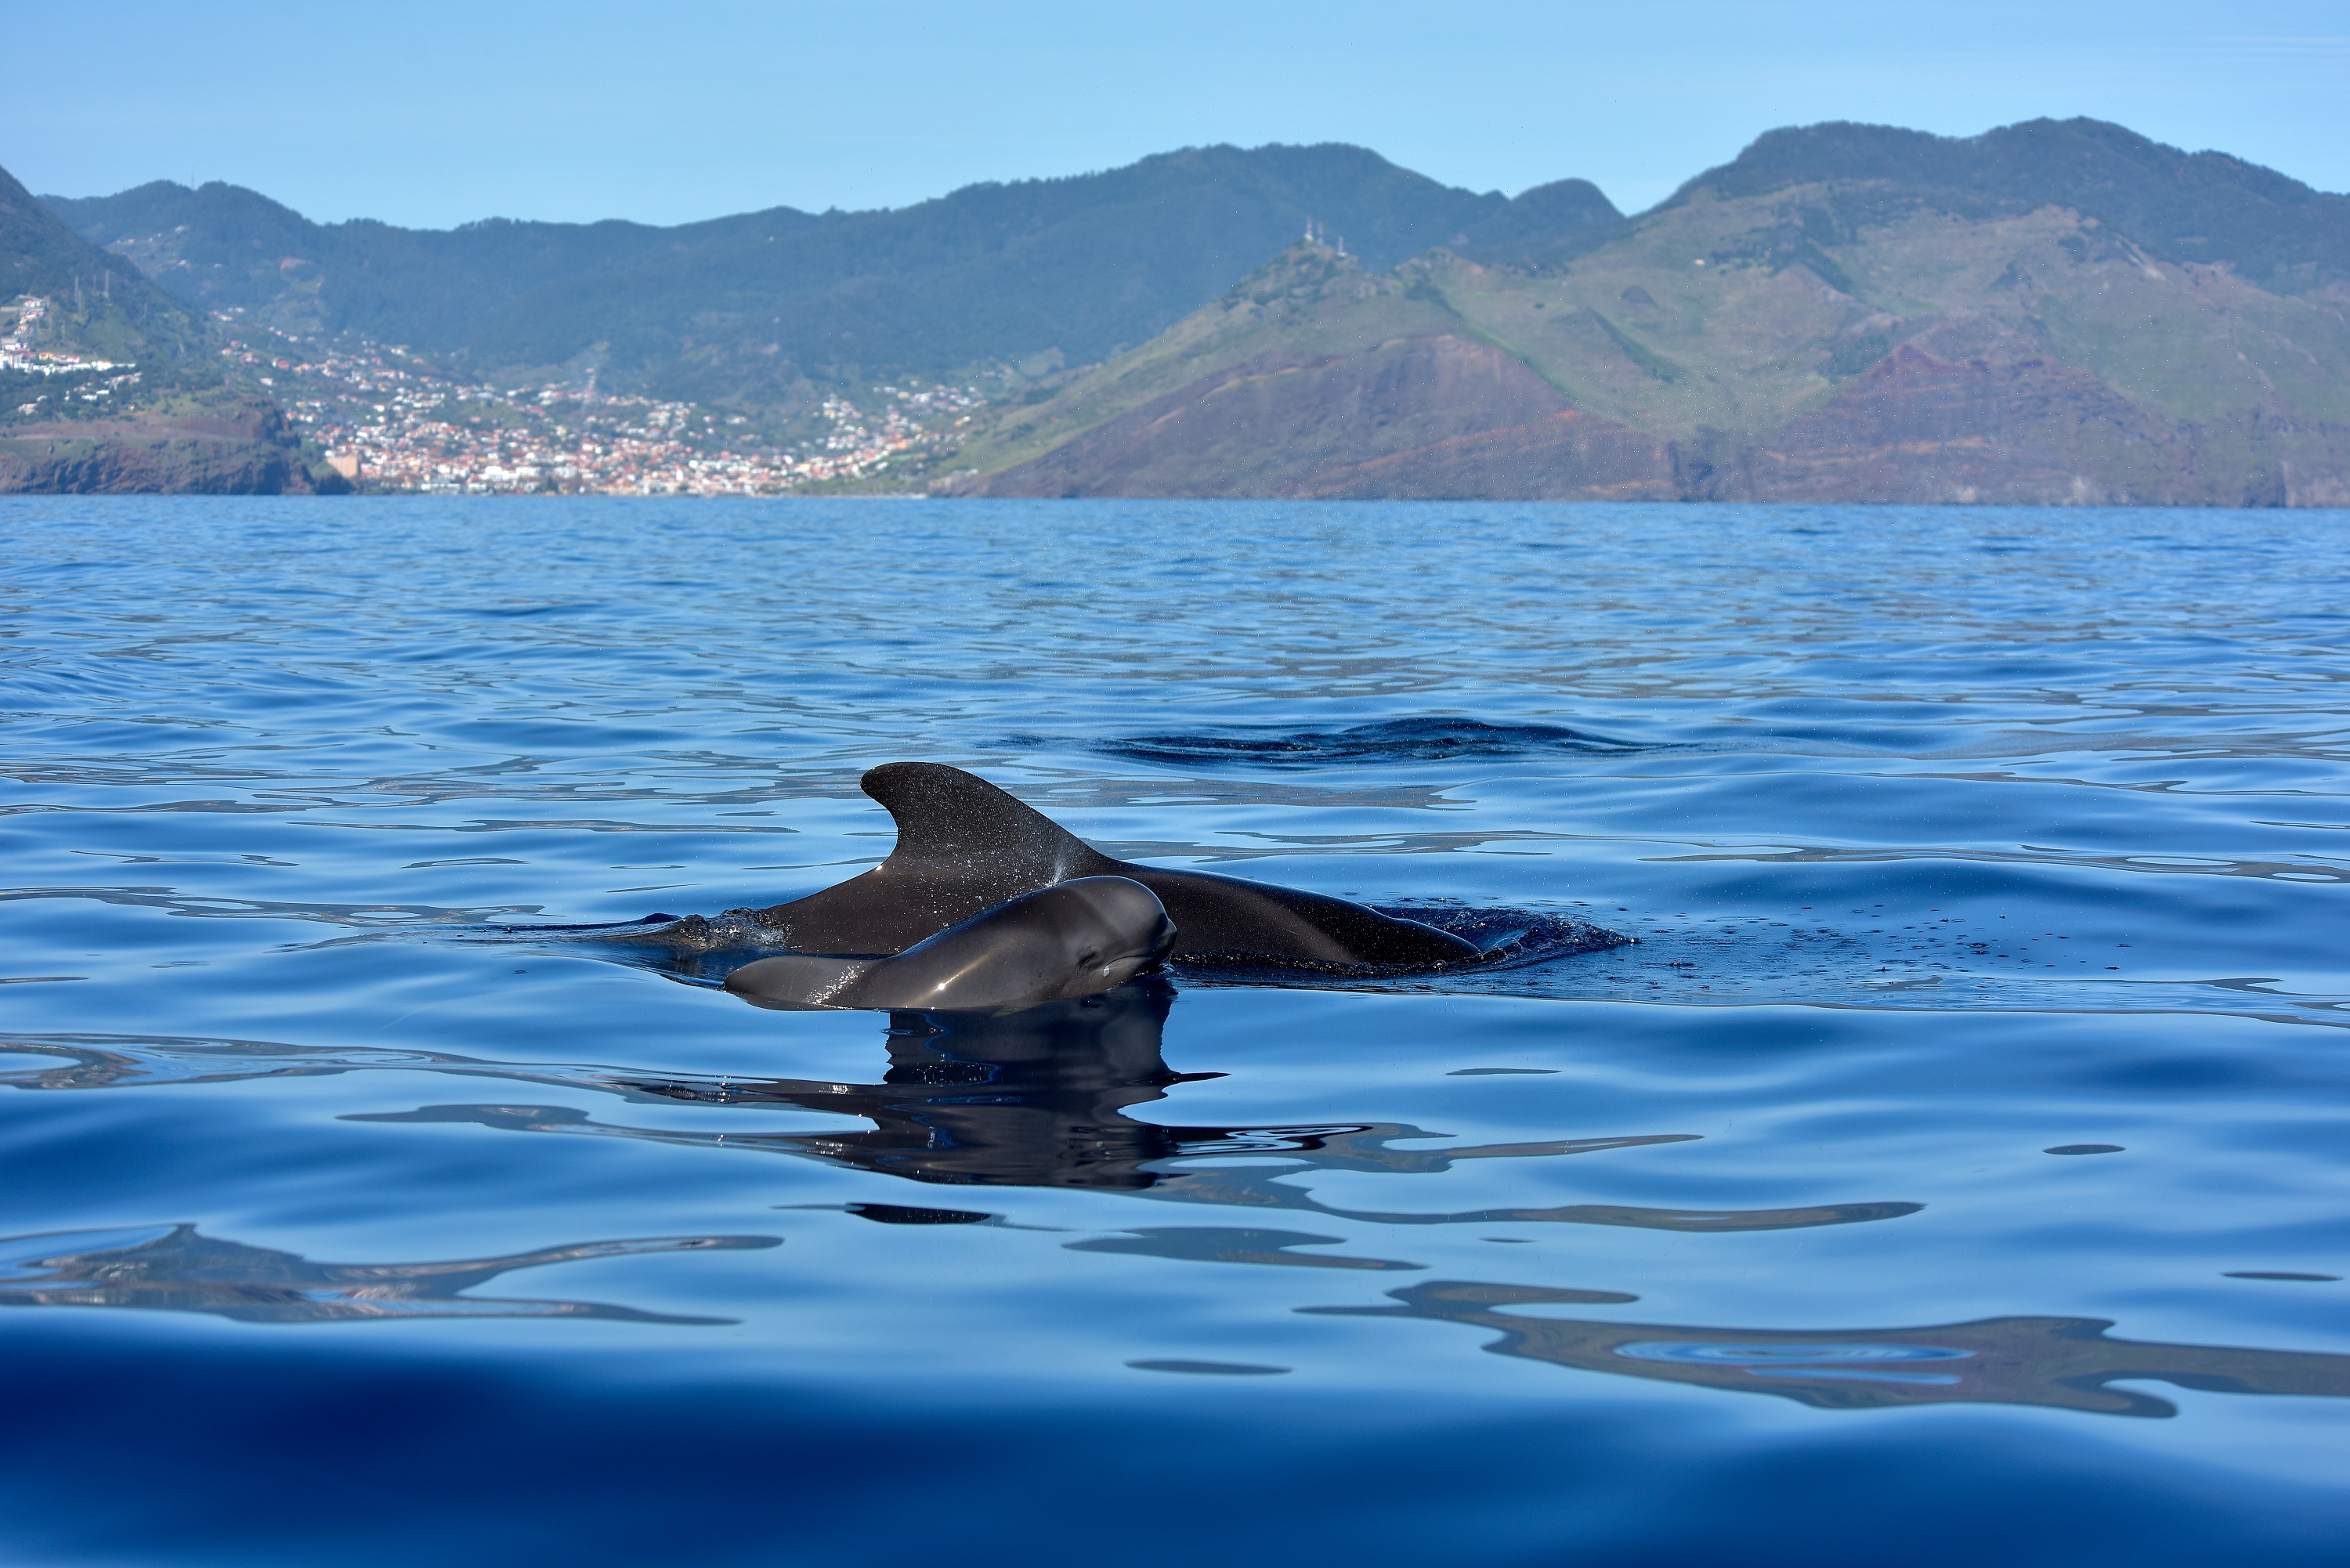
2, 162, 332, 493
41, 117, 2348, 504
969, 121, 2350, 506
1663, 117, 2350, 293
2, 163, 212, 368
49, 146, 1615, 402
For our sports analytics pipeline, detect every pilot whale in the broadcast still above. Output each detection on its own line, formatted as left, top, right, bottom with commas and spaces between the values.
725, 875, 1177, 1012
742, 762, 1477, 970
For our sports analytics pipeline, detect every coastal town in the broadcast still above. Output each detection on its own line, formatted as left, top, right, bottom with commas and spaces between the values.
216, 316, 989, 494
2, 294, 143, 414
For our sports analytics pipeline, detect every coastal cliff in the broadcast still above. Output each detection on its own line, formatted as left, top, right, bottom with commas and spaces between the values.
3, 160, 337, 496
0, 401, 340, 495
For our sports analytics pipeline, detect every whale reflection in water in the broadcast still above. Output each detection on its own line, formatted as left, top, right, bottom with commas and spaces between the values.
350, 980, 1920, 1235
1308, 1281, 2350, 1418
0, 1224, 777, 1325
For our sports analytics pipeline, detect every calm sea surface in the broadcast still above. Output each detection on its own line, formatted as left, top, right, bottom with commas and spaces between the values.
3, 497, 2348, 1566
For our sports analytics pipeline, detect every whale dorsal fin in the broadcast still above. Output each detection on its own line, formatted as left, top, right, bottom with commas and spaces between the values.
747, 764, 1109, 954
860, 762, 1102, 884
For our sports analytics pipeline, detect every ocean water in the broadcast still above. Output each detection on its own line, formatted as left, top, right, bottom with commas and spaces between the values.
2, 496, 2347, 1567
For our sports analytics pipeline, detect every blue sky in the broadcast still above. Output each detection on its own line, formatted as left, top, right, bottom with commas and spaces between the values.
11, 0, 2347, 229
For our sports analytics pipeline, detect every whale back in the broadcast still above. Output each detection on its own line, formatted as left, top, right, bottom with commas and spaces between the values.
746, 761, 1477, 970
717, 952, 878, 1010
1108, 863, 1477, 968
728, 876, 1175, 1011
842, 876, 1174, 1011
748, 763, 1114, 954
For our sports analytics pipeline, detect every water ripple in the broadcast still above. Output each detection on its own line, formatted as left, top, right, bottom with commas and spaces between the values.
2, 498, 2348, 1564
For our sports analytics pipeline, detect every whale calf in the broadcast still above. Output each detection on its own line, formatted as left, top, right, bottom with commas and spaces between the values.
743, 762, 1478, 970
725, 875, 1177, 1012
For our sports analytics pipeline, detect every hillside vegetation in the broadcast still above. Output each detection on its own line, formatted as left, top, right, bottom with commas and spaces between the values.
48, 146, 1613, 403
967, 120, 2350, 506
25, 117, 2350, 503
2, 164, 213, 370
1662, 118, 2350, 293
1, 164, 333, 493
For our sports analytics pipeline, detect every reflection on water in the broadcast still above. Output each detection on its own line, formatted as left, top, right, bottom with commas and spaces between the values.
329, 983, 1918, 1232
1310, 1282, 2350, 1418
1069, 1227, 1425, 1270
592, 979, 1206, 1190
1058, 716, 1652, 767
0, 997, 1918, 1234
0, 1224, 777, 1324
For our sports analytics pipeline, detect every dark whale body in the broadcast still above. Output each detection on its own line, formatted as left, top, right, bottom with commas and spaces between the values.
747, 763, 1478, 970
726, 876, 1176, 1012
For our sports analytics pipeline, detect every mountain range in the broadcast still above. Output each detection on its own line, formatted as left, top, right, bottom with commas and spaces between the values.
965, 121, 2350, 505
14, 117, 2350, 503
45, 146, 1615, 402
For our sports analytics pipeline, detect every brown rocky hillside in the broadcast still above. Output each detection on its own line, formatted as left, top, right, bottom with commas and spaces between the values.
961, 151, 2350, 505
